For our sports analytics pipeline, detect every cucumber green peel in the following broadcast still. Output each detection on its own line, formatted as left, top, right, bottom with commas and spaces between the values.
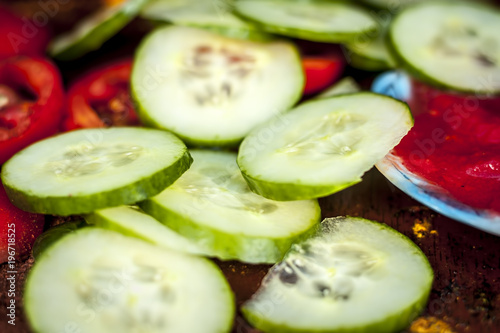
1, 128, 192, 216
234, 0, 378, 43
141, 0, 270, 41
85, 206, 210, 256
49, 0, 151, 60
361, 0, 429, 11
32, 220, 87, 260
242, 216, 434, 333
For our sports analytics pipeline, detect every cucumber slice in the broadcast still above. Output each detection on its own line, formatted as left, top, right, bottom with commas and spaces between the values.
346, 19, 395, 71
1, 128, 192, 216
139, 150, 321, 264
317, 77, 361, 99
25, 228, 234, 333
32, 220, 87, 260
234, 0, 378, 43
49, 0, 150, 60
141, 0, 269, 41
237, 93, 413, 201
389, 1, 500, 94
242, 216, 433, 333
131, 26, 303, 146
86, 206, 209, 256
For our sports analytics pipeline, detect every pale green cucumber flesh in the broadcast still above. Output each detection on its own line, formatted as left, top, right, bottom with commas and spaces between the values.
1, 128, 192, 216
317, 77, 361, 99
242, 216, 434, 333
49, 0, 150, 60
234, 0, 378, 43
25, 228, 235, 333
139, 150, 321, 264
140, 0, 270, 41
237, 93, 414, 201
131, 26, 304, 146
389, 1, 500, 94
85, 206, 209, 256
146, 22, 273, 42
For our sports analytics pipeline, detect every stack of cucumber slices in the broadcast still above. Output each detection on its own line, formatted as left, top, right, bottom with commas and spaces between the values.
15, 0, 499, 331
4, 95, 424, 332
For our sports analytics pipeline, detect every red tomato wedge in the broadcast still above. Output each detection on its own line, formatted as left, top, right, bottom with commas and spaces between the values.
63, 59, 140, 131
0, 56, 65, 164
302, 55, 345, 95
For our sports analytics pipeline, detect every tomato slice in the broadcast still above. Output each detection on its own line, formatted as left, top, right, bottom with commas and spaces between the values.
63, 59, 140, 131
0, 57, 65, 164
0, 181, 44, 264
0, 6, 51, 59
302, 55, 345, 95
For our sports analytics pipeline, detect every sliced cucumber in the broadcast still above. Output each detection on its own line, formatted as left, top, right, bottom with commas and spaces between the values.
389, 1, 500, 94
237, 93, 413, 201
85, 206, 209, 256
317, 77, 361, 99
132, 26, 303, 146
32, 220, 87, 260
346, 18, 395, 71
139, 150, 320, 264
49, 0, 150, 60
242, 216, 433, 333
1, 128, 192, 216
234, 0, 378, 43
141, 0, 269, 41
25, 228, 234, 333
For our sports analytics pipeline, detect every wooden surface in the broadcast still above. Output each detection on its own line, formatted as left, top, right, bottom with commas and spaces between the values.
0, 1, 499, 332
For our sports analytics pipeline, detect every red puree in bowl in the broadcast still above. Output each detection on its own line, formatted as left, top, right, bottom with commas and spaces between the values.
393, 80, 500, 213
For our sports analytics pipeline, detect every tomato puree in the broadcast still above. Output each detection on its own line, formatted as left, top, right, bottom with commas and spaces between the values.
393, 81, 500, 213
